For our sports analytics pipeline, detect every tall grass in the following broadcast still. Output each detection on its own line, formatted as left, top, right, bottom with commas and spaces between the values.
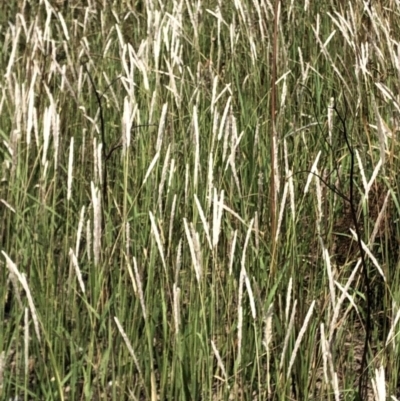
1, 0, 400, 400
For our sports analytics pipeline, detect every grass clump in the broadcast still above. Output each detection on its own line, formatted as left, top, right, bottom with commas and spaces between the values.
1, 1, 400, 400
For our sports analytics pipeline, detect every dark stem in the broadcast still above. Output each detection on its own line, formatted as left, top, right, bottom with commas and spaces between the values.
83, 63, 108, 208
333, 101, 371, 400
294, 98, 371, 400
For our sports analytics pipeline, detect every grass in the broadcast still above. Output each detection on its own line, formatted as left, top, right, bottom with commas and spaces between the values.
0, 0, 400, 400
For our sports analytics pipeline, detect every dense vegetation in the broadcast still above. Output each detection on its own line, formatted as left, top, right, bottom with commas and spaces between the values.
0, 1, 399, 400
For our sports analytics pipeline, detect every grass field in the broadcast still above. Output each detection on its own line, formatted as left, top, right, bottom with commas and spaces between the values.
1, 0, 400, 400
